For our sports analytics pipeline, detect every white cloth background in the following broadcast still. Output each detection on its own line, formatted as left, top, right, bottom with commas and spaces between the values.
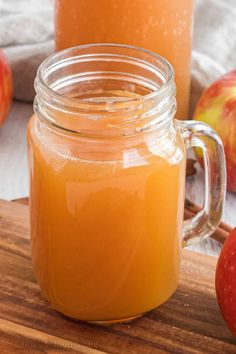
0, 0, 236, 256
0, 0, 53, 101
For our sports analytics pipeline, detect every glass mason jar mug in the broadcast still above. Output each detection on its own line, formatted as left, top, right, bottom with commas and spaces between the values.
28, 44, 226, 324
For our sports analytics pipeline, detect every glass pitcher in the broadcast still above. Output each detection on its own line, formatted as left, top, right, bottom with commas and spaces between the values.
55, 0, 194, 119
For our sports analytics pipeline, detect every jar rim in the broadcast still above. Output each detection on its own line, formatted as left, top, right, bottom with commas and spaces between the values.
37, 43, 174, 107
34, 43, 176, 137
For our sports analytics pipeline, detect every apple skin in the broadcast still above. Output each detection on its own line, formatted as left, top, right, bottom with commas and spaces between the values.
193, 70, 236, 192
216, 228, 236, 336
0, 49, 13, 126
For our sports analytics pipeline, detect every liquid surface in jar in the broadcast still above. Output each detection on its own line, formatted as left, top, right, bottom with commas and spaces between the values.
28, 89, 186, 322
55, 0, 193, 119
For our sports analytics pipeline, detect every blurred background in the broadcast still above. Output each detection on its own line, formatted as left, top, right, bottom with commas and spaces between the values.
0, 0, 236, 255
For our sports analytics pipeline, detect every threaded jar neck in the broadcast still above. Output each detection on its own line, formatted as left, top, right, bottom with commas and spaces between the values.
34, 43, 176, 138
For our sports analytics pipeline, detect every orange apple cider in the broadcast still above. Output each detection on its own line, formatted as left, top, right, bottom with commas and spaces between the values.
55, 0, 193, 119
28, 45, 186, 323
29, 112, 185, 320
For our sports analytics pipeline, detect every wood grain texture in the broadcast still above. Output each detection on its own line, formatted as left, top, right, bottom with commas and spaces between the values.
12, 197, 29, 206
0, 199, 235, 353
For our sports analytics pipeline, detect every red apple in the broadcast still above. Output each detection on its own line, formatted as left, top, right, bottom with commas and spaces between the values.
0, 49, 13, 126
216, 228, 236, 336
193, 70, 236, 192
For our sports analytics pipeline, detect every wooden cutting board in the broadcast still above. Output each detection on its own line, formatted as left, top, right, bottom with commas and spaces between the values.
0, 199, 235, 354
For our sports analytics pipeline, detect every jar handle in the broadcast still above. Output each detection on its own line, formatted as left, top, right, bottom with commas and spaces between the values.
177, 120, 226, 247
